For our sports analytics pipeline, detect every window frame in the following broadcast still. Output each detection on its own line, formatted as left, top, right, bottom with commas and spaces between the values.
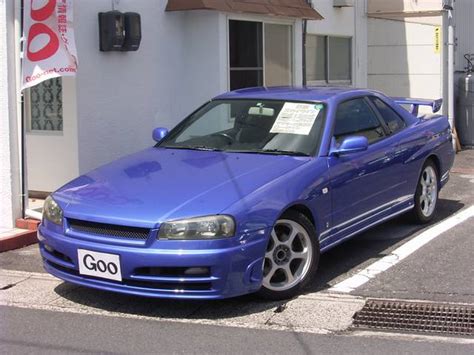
305, 34, 353, 86
227, 16, 295, 91
331, 96, 390, 146
366, 96, 408, 136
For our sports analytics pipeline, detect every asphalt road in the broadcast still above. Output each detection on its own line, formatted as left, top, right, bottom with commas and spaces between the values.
1, 306, 472, 355
1, 151, 473, 353
355, 218, 474, 303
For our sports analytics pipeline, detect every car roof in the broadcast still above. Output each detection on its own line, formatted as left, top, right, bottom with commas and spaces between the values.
214, 86, 375, 102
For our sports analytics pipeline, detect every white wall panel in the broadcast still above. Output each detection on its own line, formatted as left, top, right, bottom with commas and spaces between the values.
367, 17, 443, 101
368, 46, 441, 74
368, 74, 442, 99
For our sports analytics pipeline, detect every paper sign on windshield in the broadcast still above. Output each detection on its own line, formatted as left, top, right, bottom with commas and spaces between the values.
270, 103, 321, 135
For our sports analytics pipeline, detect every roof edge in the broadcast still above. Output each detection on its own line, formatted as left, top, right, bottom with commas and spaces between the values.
166, 0, 324, 21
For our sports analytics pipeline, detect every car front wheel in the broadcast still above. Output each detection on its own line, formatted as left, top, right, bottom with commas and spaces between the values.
258, 211, 319, 300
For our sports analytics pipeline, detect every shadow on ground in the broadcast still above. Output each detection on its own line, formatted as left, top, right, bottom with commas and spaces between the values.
304, 198, 464, 294
52, 198, 464, 320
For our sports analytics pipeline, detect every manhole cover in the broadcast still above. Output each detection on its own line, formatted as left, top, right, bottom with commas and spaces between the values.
352, 299, 473, 336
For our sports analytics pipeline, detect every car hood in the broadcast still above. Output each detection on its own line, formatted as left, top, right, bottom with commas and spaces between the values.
55, 148, 309, 228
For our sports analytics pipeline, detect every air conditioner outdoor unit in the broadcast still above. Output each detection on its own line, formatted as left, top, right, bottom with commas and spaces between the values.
333, 0, 354, 7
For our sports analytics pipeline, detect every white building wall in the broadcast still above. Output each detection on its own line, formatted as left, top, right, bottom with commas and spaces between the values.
307, 0, 367, 88
74, 1, 225, 173
0, 0, 21, 229
367, 17, 444, 108
354, 0, 368, 88
180, 12, 228, 117
309, 0, 355, 36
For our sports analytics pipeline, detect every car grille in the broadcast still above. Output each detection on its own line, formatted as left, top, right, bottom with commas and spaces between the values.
68, 218, 150, 240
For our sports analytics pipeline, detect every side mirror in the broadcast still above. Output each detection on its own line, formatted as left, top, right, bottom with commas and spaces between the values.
152, 127, 169, 143
330, 136, 368, 156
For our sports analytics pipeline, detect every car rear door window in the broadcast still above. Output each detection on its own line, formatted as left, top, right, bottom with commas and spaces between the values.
369, 97, 406, 134
334, 98, 385, 144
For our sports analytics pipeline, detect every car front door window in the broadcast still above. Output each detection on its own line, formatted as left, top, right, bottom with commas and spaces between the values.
334, 98, 385, 144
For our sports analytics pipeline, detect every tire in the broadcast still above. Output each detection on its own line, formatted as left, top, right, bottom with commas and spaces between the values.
257, 210, 320, 300
411, 160, 439, 224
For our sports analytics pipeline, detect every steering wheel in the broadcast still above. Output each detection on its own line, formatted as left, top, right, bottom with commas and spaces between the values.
210, 132, 234, 144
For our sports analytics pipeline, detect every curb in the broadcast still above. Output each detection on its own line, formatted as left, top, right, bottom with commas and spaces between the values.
0, 218, 40, 252
0, 230, 38, 252
16, 218, 41, 230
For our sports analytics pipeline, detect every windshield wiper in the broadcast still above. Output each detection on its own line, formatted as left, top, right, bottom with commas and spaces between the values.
260, 149, 310, 156
162, 145, 222, 152
190, 145, 223, 151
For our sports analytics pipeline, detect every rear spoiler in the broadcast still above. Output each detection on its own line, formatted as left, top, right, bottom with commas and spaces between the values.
392, 97, 443, 116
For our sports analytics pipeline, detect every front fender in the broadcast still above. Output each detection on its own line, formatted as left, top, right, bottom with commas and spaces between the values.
222, 158, 331, 240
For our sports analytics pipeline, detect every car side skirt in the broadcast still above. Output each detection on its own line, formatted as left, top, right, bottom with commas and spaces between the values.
320, 203, 414, 253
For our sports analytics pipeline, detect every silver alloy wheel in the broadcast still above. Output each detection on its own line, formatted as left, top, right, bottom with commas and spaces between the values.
262, 219, 313, 291
420, 165, 438, 217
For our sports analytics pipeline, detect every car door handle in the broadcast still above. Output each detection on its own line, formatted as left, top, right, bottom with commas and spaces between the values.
383, 150, 395, 163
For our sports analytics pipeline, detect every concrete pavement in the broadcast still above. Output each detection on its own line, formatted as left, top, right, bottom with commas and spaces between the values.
0, 268, 365, 335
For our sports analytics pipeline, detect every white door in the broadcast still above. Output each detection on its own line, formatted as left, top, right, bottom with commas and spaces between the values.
25, 77, 79, 193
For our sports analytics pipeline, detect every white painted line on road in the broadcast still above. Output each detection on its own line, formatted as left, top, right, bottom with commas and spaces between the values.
329, 205, 474, 293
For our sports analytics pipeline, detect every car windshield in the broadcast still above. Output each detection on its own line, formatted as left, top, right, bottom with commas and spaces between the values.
159, 99, 326, 156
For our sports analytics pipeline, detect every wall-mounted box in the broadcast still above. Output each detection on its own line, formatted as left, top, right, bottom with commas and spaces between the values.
122, 12, 141, 51
99, 11, 142, 52
98, 11, 125, 51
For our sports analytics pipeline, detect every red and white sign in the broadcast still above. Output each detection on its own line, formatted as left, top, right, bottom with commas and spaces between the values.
22, 0, 78, 90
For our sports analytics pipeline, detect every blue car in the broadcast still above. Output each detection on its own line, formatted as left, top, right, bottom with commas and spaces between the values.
39, 87, 455, 300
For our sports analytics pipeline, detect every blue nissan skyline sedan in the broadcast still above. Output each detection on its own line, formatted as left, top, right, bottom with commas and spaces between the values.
39, 87, 455, 300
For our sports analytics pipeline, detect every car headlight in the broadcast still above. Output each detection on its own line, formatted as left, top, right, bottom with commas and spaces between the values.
43, 195, 63, 225
158, 215, 235, 240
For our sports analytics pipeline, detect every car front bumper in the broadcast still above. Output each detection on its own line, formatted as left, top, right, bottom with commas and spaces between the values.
38, 224, 268, 299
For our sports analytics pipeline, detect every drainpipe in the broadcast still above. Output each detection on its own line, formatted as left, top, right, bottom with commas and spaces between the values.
444, 1, 456, 149
16, 0, 26, 219
302, 0, 313, 87
303, 18, 307, 86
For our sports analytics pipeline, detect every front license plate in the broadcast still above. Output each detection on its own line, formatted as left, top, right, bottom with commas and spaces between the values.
78, 249, 122, 281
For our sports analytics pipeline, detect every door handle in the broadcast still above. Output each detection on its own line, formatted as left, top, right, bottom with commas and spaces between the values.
383, 150, 395, 163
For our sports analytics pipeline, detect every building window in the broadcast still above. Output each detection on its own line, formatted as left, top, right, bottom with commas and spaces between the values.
27, 78, 63, 132
306, 35, 352, 85
229, 20, 292, 91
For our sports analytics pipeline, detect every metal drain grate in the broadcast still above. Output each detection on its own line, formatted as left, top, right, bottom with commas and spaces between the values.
352, 299, 473, 336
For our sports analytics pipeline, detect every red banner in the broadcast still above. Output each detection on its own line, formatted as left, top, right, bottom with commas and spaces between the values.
22, 0, 78, 90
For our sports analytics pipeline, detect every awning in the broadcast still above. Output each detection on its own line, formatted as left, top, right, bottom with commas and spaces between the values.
166, 0, 324, 20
